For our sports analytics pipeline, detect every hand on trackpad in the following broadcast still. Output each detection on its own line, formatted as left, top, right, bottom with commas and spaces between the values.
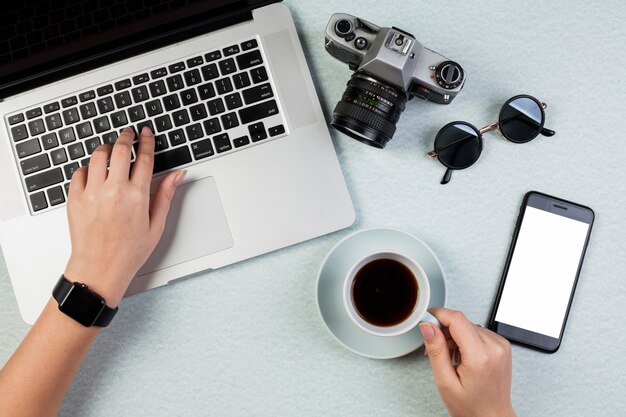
138, 176, 233, 276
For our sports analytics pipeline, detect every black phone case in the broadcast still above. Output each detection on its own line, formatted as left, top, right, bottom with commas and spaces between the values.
487, 191, 594, 353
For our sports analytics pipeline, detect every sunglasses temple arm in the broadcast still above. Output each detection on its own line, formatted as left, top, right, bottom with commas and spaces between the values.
441, 168, 453, 185
541, 127, 556, 137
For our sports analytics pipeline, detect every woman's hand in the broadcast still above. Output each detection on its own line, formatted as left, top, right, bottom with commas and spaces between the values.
420, 308, 516, 417
64, 127, 186, 307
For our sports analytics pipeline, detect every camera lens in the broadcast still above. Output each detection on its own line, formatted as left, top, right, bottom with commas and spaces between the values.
331, 74, 408, 148
335, 19, 353, 37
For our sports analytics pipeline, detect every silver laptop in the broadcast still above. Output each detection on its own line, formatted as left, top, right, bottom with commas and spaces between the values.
0, 0, 354, 325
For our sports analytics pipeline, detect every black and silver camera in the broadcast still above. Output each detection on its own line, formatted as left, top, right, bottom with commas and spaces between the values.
325, 13, 466, 148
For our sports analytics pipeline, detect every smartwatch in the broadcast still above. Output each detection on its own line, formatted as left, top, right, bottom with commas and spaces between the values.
52, 275, 118, 327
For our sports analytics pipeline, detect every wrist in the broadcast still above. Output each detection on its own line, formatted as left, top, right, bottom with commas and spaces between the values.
64, 257, 132, 308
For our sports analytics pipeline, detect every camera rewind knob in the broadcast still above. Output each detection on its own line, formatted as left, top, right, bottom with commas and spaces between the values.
434, 61, 464, 90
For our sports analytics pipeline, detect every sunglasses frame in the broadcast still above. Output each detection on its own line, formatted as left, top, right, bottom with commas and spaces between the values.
427, 94, 555, 184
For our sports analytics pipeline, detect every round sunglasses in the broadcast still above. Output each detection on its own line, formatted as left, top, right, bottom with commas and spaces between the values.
427, 94, 555, 184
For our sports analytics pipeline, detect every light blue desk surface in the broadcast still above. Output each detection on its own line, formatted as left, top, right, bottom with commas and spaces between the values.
2, 1, 625, 416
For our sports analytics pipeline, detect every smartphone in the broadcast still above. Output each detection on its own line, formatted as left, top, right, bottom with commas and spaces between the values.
488, 191, 594, 353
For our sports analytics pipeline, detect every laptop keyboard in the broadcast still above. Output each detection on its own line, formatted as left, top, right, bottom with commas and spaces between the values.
6, 38, 286, 215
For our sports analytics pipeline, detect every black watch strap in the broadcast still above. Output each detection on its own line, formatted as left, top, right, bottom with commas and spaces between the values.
53, 275, 118, 327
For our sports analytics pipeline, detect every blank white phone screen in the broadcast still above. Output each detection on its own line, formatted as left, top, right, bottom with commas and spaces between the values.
495, 206, 589, 338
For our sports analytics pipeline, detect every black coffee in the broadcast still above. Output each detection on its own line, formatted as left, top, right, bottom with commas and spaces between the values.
351, 258, 418, 327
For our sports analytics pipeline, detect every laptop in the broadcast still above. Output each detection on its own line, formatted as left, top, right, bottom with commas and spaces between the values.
0, 0, 355, 325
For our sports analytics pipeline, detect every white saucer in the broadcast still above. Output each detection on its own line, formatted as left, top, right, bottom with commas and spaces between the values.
316, 227, 447, 359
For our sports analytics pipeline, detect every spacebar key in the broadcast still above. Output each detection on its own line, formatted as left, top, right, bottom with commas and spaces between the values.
239, 99, 279, 124
153, 147, 192, 174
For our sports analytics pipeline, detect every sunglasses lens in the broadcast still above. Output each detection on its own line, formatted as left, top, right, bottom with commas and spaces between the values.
435, 123, 482, 169
499, 97, 543, 143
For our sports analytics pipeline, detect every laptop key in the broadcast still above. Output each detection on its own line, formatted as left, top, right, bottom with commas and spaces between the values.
189, 104, 207, 121
79, 102, 97, 119
241, 39, 258, 51
215, 78, 233, 95
223, 44, 240, 56
236, 50, 263, 70
205, 50, 222, 62
191, 139, 214, 160
162, 94, 180, 111
28, 119, 46, 136
97, 97, 115, 113
152, 146, 192, 174
145, 99, 163, 116
63, 162, 80, 180
219, 58, 236, 76
233, 135, 250, 148
154, 134, 169, 151
81, 158, 91, 167
128, 105, 145, 123
97, 84, 114, 96
61, 96, 78, 107
44, 113, 63, 130
242, 83, 273, 105
62, 108, 80, 125
30, 191, 48, 212
114, 91, 132, 108
186, 56, 203, 68
168, 129, 186, 146
114, 79, 132, 90
154, 114, 172, 132
239, 99, 279, 124
51, 148, 68, 165
180, 89, 198, 106
43, 102, 60, 113
207, 98, 225, 116
8, 114, 25, 125
149, 80, 167, 97
59, 127, 76, 144
232, 72, 251, 89
198, 83, 216, 100
131, 85, 149, 103
185, 123, 204, 141
224, 92, 243, 110
25, 167, 63, 192
16, 138, 41, 158
248, 122, 267, 142
102, 131, 118, 145
166, 75, 184, 92
110, 111, 128, 128
133, 73, 150, 84
203, 117, 221, 135
213, 133, 232, 153
47, 186, 65, 206
169, 62, 185, 73
136, 120, 155, 135
201, 63, 219, 81
184, 69, 201, 86
172, 109, 190, 127
26, 108, 43, 119
79, 90, 96, 102
68, 143, 85, 160
220, 112, 239, 130
85, 137, 102, 154
93, 116, 111, 133
42, 133, 59, 150
250, 67, 268, 84
76, 122, 93, 139
21, 153, 51, 175
11, 124, 28, 142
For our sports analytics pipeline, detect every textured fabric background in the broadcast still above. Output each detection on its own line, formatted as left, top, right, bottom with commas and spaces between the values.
1, 0, 625, 416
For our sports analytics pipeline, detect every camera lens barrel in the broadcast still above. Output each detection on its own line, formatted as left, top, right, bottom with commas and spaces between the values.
331, 74, 407, 148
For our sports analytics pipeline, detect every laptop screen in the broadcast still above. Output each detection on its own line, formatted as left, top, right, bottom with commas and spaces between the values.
0, 0, 274, 97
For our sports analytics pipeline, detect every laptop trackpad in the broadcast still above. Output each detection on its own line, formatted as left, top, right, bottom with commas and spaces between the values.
138, 176, 234, 276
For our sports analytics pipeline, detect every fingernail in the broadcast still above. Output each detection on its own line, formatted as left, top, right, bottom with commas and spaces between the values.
173, 170, 187, 187
419, 323, 435, 340
141, 126, 153, 136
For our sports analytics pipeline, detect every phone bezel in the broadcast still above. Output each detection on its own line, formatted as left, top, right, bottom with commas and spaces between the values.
487, 191, 594, 353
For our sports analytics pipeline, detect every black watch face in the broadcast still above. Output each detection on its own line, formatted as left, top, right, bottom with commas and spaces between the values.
59, 284, 106, 327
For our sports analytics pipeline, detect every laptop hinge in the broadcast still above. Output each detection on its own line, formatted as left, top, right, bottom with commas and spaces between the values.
0, 7, 257, 99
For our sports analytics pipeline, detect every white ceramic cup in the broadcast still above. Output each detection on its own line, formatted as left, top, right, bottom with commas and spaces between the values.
343, 251, 441, 337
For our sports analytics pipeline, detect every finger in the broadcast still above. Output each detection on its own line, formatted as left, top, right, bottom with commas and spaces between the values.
131, 127, 155, 188
420, 323, 460, 393
86, 144, 112, 187
429, 308, 486, 358
149, 170, 186, 239
477, 326, 510, 348
108, 127, 135, 182
68, 167, 88, 197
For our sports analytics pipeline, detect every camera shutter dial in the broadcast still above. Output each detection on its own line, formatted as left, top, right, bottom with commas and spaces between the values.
435, 61, 464, 90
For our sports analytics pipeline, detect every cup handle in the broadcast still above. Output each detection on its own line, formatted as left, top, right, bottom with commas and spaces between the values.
420, 311, 442, 329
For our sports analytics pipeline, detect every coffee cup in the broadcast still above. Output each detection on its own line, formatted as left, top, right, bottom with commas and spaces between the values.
343, 251, 440, 337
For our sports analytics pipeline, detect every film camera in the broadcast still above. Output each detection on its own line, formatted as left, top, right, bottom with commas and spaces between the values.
325, 13, 466, 148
